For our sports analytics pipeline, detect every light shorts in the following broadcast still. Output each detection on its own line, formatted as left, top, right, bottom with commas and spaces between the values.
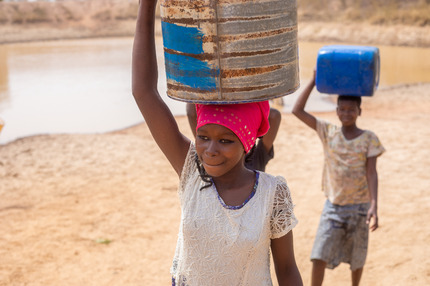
310, 200, 370, 271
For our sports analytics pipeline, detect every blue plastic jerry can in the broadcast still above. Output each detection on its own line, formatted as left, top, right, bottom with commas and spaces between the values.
316, 45, 380, 96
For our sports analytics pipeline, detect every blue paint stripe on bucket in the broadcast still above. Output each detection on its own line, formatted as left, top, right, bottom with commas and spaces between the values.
164, 53, 218, 91
161, 21, 205, 55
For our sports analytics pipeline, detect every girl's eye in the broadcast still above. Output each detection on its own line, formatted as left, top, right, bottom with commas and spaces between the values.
197, 135, 208, 141
220, 139, 233, 144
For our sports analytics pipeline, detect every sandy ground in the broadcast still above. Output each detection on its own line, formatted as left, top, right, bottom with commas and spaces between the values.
1, 81, 430, 285
1, 4, 430, 285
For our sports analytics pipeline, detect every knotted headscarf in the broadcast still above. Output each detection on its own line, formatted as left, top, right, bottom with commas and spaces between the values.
195, 101, 270, 153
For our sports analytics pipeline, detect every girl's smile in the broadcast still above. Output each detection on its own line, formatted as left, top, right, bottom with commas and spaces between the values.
196, 124, 245, 178
336, 100, 361, 126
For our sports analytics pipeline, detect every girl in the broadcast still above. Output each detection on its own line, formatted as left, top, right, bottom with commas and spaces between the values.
132, 0, 303, 285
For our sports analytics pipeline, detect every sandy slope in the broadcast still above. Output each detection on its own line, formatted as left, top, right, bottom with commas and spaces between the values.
1, 82, 429, 285
1, 0, 429, 47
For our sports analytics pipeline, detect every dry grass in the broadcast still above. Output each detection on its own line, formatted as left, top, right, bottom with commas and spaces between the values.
0, 0, 428, 46
0, 0, 139, 25
0, 0, 142, 44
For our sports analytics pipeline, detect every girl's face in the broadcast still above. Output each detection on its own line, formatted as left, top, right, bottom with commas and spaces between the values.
195, 124, 245, 178
336, 100, 361, 127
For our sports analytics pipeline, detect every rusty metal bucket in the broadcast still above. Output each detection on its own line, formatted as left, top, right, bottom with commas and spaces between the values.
159, 0, 299, 104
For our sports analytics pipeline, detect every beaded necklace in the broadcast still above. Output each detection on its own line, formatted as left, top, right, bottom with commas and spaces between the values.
212, 171, 259, 210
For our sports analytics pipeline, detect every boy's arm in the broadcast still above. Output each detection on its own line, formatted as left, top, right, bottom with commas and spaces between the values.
132, 0, 190, 176
366, 156, 379, 231
271, 231, 303, 286
292, 71, 317, 130
260, 108, 281, 152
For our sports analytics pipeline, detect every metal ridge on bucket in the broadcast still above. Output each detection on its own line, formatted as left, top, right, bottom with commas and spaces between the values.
160, 0, 300, 104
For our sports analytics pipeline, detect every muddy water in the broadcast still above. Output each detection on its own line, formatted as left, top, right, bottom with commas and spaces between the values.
0, 37, 429, 144
297, 41, 430, 86
0, 37, 193, 144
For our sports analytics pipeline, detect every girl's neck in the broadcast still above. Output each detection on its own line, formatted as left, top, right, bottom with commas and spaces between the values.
341, 124, 363, 140
212, 167, 255, 193
212, 167, 257, 207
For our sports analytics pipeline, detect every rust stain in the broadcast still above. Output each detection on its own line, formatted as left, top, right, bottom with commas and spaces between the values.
217, 0, 264, 4
221, 65, 284, 78
221, 84, 276, 93
164, 48, 216, 61
201, 27, 296, 43
219, 27, 296, 41
220, 49, 282, 59
167, 83, 215, 94
168, 83, 277, 94
161, 17, 216, 25
202, 35, 217, 43
160, 0, 210, 10
217, 16, 272, 23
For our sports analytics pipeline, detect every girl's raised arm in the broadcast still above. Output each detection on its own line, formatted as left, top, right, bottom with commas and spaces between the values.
132, 0, 191, 175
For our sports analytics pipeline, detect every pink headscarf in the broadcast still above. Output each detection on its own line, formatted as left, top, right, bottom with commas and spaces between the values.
195, 101, 270, 153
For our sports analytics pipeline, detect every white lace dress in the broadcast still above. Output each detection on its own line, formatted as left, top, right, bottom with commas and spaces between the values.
171, 143, 298, 286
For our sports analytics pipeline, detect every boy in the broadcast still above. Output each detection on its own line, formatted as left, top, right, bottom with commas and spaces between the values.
292, 72, 385, 286
186, 103, 281, 172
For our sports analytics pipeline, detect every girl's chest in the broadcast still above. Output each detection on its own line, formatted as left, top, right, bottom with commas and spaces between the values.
327, 133, 369, 163
182, 188, 270, 248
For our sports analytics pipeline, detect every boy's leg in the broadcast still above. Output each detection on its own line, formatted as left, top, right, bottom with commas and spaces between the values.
311, 259, 327, 286
351, 267, 363, 286
310, 200, 344, 286
349, 203, 370, 286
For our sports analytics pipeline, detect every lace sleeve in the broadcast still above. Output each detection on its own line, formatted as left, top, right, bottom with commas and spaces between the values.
270, 176, 298, 239
178, 142, 197, 195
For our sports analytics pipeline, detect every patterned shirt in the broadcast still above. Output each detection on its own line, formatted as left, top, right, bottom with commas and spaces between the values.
316, 119, 385, 205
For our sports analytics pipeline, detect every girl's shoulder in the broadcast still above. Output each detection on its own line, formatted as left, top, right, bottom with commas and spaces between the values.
360, 129, 382, 143
260, 172, 298, 238
258, 173, 294, 210
258, 172, 289, 194
315, 118, 341, 139
361, 129, 385, 156
362, 129, 379, 138
258, 171, 284, 182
